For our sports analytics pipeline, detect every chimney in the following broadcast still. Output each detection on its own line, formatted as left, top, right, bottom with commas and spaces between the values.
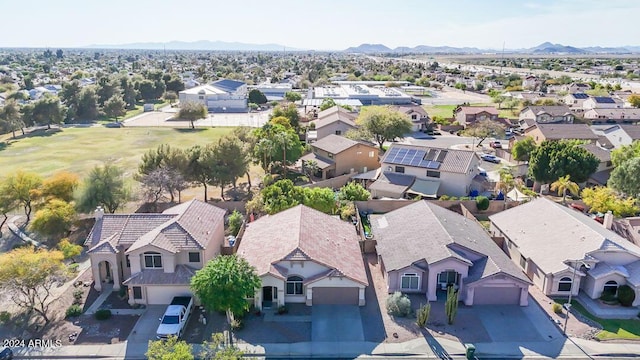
603, 211, 614, 230
95, 206, 104, 220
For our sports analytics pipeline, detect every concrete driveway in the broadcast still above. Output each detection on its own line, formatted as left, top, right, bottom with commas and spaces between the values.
312, 305, 364, 342
127, 305, 166, 343
474, 305, 547, 342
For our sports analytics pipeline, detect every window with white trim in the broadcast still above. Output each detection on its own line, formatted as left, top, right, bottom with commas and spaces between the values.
144, 252, 162, 268
558, 277, 572, 292
401, 273, 420, 290
286, 276, 304, 295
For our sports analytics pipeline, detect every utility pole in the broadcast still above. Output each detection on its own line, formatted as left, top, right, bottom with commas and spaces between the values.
499, 41, 505, 75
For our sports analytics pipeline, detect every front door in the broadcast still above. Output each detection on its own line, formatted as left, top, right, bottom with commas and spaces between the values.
262, 286, 273, 309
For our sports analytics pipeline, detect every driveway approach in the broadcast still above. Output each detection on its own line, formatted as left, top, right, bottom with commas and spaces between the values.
312, 305, 365, 342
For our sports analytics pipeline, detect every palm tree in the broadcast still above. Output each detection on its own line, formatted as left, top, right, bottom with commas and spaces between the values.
550, 175, 580, 204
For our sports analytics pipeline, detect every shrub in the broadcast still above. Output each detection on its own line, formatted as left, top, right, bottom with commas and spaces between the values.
459, 196, 470, 201
277, 305, 288, 315
552, 303, 563, 314
386, 292, 412, 317
68, 263, 79, 274
95, 309, 112, 320
439, 195, 450, 201
476, 196, 490, 211
339, 202, 356, 221
618, 285, 636, 307
227, 210, 243, 236
230, 318, 243, 331
600, 292, 618, 303
0, 311, 11, 324
416, 303, 431, 327
66, 304, 82, 318
73, 289, 84, 305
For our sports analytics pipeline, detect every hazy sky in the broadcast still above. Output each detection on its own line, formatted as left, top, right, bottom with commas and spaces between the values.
2, 0, 638, 49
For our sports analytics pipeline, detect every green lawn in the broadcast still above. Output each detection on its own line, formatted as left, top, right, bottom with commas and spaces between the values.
0, 127, 233, 179
423, 104, 457, 119
554, 299, 640, 340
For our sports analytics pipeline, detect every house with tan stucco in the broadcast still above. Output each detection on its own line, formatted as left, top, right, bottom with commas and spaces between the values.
85, 199, 226, 305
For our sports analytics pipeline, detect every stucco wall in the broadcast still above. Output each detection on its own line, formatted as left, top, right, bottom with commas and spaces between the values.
316, 121, 356, 140
388, 264, 428, 294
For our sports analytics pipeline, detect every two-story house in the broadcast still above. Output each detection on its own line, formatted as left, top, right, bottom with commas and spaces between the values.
392, 105, 430, 132
453, 106, 499, 128
309, 106, 358, 142
580, 143, 613, 186
299, 134, 379, 179
519, 105, 575, 129
584, 108, 640, 125
563, 93, 590, 108
85, 200, 226, 305
238, 204, 367, 310
370, 144, 481, 199
523, 123, 599, 145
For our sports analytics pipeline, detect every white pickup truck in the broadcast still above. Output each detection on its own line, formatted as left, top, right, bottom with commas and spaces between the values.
156, 296, 194, 339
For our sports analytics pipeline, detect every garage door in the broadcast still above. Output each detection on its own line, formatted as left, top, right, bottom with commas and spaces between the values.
312, 287, 359, 305
145, 286, 192, 305
473, 286, 521, 305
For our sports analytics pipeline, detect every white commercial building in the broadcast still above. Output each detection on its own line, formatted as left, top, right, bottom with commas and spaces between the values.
178, 79, 248, 112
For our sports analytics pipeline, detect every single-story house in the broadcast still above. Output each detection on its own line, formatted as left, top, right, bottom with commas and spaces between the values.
85, 200, 226, 305
373, 200, 531, 305
237, 205, 368, 309
489, 198, 640, 306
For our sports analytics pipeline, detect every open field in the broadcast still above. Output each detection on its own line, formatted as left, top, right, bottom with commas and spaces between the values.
0, 127, 234, 178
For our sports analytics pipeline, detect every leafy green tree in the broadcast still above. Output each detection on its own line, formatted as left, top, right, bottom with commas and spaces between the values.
77, 86, 100, 120
32, 96, 64, 129
355, 106, 412, 149
30, 199, 76, 239
608, 157, 640, 197
120, 77, 138, 109
284, 91, 302, 102
581, 187, 638, 217
252, 124, 304, 174
303, 187, 337, 214
77, 164, 130, 214
227, 210, 243, 237
248, 89, 267, 104
528, 140, 599, 185
270, 103, 300, 129
199, 332, 245, 360
178, 101, 207, 129
96, 77, 120, 107
58, 238, 83, 261
2, 171, 42, 222
0, 99, 24, 138
103, 95, 126, 121
185, 145, 216, 201
511, 137, 536, 162
146, 336, 194, 360
550, 175, 579, 204
164, 76, 185, 94
319, 98, 337, 111
338, 182, 370, 201
627, 94, 640, 108
164, 91, 178, 105
191, 255, 261, 342
0, 247, 68, 323
0, 190, 17, 237
138, 79, 157, 101
611, 141, 640, 167
462, 119, 505, 145
138, 144, 188, 203
261, 179, 304, 214
212, 136, 250, 199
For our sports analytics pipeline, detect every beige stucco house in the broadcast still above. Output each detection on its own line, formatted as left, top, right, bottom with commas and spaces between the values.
85, 200, 226, 305
373, 201, 531, 306
519, 105, 574, 129
299, 134, 380, 179
453, 106, 499, 128
309, 106, 358, 142
489, 198, 640, 306
237, 205, 368, 310
523, 123, 598, 145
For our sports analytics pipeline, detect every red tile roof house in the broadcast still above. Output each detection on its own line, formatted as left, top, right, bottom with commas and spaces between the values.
372, 201, 531, 306
85, 199, 226, 305
237, 205, 368, 310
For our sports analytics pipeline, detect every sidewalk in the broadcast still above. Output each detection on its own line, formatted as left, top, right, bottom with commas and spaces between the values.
12, 335, 640, 359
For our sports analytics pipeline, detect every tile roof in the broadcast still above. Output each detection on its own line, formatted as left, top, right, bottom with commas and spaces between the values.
489, 197, 640, 274
381, 144, 478, 174
456, 106, 499, 115
620, 125, 640, 140
373, 201, 530, 284
299, 152, 335, 170
580, 143, 611, 162
587, 109, 640, 120
123, 265, 196, 285
523, 105, 572, 117
533, 124, 599, 140
237, 205, 367, 285
85, 214, 176, 247
624, 261, 640, 286
317, 105, 358, 120
311, 134, 361, 154
313, 113, 357, 130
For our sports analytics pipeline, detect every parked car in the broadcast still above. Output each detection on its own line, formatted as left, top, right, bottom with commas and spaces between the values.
478, 167, 488, 177
489, 141, 502, 149
0, 348, 13, 360
156, 296, 194, 339
481, 154, 501, 164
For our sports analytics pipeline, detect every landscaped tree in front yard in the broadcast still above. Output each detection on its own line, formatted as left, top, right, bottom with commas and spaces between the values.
445, 286, 458, 325
146, 336, 194, 360
0, 247, 68, 324
199, 332, 246, 360
191, 255, 261, 344
178, 101, 207, 129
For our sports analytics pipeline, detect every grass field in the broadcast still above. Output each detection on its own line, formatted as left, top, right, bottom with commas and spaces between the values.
424, 103, 519, 121
0, 127, 234, 179
554, 299, 640, 340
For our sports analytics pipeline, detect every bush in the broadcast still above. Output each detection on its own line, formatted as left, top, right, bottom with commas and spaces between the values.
227, 210, 243, 236
66, 304, 82, 318
552, 303, 563, 314
73, 289, 84, 305
459, 196, 470, 201
386, 292, 412, 317
230, 318, 243, 331
95, 309, 112, 320
416, 303, 431, 327
68, 263, 79, 274
439, 195, 450, 201
476, 196, 490, 211
618, 285, 636, 307
600, 292, 618, 303
0, 311, 11, 324
277, 305, 288, 315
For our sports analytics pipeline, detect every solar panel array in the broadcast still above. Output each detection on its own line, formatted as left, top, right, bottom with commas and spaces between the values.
384, 147, 443, 169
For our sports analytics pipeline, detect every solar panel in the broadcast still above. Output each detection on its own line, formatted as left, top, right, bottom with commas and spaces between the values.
436, 150, 448, 162
424, 149, 437, 161
426, 161, 441, 169
410, 158, 422, 166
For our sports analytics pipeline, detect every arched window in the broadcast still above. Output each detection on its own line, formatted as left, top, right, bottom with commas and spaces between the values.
603, 280, 618, 295
286, 276, 303, 295
558, 277, 572, 292
143, 251, 162, 268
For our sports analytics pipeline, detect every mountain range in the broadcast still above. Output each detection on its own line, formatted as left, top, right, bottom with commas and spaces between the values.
84, 40, 640, 54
